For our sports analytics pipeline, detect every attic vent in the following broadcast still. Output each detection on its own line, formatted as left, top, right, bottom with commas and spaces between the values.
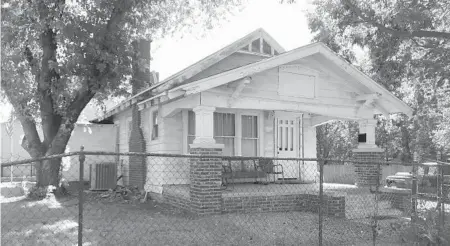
262, 40, 271, 55
239, 38, 279, 56
251, 39, 259, 52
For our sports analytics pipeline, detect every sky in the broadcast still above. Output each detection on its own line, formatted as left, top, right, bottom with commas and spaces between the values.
151, 0, 314, 80
0, 0, 315, 123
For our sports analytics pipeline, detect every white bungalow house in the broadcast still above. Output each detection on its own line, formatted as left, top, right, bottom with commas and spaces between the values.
92, 28, 412, 194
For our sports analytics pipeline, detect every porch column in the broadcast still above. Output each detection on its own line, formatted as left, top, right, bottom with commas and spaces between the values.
352, 119, 384, 187
189, 105, 224, 215
193, 106, 216, 144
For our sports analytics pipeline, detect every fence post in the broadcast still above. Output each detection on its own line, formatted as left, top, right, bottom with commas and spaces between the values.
78, 146, 85, 246
411, 152, 419, 222
372, 161, 381, 246
318, 160, 324, 246
438, 162, 445, 232
442, 168, 446, 229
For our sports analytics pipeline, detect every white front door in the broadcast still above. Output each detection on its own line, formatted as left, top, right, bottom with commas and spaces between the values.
275, 113, 301, 179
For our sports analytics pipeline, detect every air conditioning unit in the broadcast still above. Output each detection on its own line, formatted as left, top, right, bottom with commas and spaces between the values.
90, 163, 117, 191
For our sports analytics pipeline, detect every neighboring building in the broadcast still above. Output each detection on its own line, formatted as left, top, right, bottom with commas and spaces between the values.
0, 119, 117, 181
91, 28, 413, 194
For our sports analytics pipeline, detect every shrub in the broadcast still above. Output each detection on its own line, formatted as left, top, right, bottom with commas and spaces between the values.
392, 208, 448, 245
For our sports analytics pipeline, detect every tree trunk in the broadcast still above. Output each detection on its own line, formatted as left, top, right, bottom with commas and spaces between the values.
38, 158, 62, 187
21, 116, 78, 187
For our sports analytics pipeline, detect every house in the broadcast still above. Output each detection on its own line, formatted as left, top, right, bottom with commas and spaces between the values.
91, 28, 413, 196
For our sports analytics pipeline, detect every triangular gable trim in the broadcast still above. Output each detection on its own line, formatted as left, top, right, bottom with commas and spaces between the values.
155, 28, 285, 93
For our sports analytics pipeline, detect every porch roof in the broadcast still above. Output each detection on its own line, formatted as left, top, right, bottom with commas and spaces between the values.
168, 42, 413, 117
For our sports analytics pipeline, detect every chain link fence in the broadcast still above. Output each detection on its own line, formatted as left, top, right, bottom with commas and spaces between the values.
1, 149, 449, 245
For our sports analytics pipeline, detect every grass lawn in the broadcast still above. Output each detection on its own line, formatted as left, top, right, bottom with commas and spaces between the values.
2, 182, 444, 246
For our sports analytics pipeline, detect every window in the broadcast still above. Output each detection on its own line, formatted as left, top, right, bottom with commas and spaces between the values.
127, 118, 132, 140
186, 110, 260, 157
151, 110, 158, 140
241, 115, 258, 156
214, 112, 235, 156
187, 110, 195, 146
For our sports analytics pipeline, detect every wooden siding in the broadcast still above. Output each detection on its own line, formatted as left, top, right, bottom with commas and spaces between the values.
113, 109, 132, 185
144, 111, 190, 193
301, 118, 318, 182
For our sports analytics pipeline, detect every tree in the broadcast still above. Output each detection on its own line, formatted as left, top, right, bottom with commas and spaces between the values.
1, 0, 244, 187
316, 120, 358, 162
302, 0, 450, 161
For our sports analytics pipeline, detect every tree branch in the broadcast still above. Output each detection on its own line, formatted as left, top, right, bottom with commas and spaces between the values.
24, 46, 40, 81
342, 0, 450, 39
64, 0, 136, 123
38, 2, 62, 150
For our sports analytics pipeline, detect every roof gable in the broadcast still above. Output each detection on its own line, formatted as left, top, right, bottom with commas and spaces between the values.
156, 28, 285, 92
170, 42, 413, 117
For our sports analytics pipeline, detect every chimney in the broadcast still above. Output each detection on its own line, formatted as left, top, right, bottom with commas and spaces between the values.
128, 38, 151, 189
131, 39, 151, 95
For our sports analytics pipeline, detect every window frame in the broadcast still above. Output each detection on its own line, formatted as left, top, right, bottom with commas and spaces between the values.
184, 108, 263, 156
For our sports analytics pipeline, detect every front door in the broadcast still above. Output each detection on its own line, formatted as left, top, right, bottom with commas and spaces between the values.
275, 113, 301, 179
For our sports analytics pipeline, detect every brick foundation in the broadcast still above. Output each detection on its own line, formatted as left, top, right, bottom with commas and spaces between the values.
352, 149, 384, 187
164, 192, 191, 211
158, 185, 346, 218
189, 147, 223, 215
222, 194, 345, 218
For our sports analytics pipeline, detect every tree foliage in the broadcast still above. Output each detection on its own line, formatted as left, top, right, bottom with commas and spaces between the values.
305, 0, 450, 161
316, 121, 358, 162
1, 0, 243, 186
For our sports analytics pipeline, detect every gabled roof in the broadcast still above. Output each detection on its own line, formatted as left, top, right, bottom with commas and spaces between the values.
169, 42, 413, 117
155, 28, 285, 92
91, 28, 285, 122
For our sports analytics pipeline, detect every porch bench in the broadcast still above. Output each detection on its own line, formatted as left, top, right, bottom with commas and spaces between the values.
222, 158, 284, 186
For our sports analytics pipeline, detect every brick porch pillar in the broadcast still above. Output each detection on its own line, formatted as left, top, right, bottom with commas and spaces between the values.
353, 119, 384, 187
189, 106, 224, 215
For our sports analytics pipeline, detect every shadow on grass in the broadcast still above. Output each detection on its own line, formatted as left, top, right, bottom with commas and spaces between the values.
1, 185, 408, 246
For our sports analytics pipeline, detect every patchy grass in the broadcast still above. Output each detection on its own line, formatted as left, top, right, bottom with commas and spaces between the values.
1, 198, 402, 245
2, 182, 449, 245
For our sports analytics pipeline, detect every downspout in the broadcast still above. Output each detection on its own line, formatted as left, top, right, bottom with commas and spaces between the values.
300, 114, 305, 181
